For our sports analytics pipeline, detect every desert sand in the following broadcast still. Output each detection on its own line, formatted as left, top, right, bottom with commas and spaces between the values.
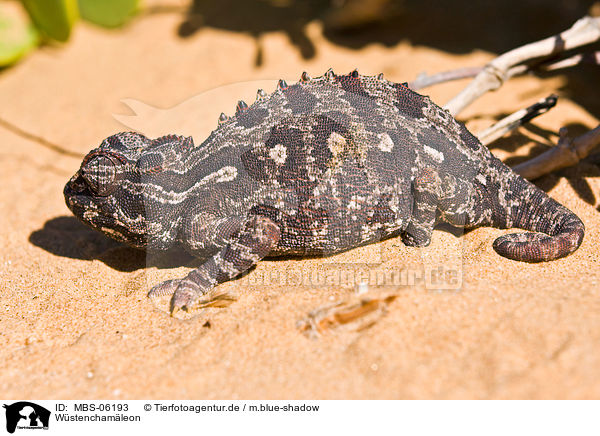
1, 0, 599, 399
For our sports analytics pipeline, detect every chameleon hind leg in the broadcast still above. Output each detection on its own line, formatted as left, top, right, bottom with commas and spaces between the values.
401, 167, 473, 247
148, 214, 281, 314
401, 168, 442, 247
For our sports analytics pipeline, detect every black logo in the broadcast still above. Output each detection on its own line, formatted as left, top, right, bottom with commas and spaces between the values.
3, 402, 50, 434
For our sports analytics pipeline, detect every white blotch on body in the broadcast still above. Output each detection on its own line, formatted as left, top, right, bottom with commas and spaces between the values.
201, 166, 238, 184
101, 227, 126, 241
269, 143, 287, 164
348, 195, 365, 210
83, 209, 99, 221
327, 132, 346, 155
377, 133, 394, 152
423, 145, 444, 163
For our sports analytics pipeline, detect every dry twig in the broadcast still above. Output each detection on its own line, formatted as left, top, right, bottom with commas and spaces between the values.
513, 125, 600, 180
409, 51, 600, 92
477, 94, 558, 146
444, 16, 600, 116
410, 16, 600, 179
409, 67, 483, 90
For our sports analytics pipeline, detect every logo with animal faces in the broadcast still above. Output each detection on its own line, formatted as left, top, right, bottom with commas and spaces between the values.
2, 402, 50, 433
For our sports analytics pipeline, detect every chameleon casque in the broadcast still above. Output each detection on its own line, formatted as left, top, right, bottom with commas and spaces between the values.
64, 69, 585, 313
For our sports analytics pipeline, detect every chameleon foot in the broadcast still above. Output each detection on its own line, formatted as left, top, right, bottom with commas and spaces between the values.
148, 279, 205, 315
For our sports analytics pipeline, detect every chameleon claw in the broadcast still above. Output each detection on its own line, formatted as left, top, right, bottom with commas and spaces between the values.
170, 282, 204, 314
170, 290, 192, 314
148, 279, 179, 298
148, 278, 204, 315
170, 303, 182, 317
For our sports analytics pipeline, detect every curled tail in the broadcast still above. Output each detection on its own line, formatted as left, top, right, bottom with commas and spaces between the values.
490, 174, 584, 262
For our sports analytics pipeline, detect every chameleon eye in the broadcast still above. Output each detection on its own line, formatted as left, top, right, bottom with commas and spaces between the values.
81, 155, 121, 196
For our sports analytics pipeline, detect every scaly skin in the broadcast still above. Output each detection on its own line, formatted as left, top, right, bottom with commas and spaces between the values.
64, 69, 585, 314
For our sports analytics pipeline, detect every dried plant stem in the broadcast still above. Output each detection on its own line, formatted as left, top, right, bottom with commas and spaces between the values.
408, 16, 600, 179
410, 51, 600, 92
513, 125, 600, 180
444, 16, 600, 116
409, 67, 483, 90
477, 95, 558, 146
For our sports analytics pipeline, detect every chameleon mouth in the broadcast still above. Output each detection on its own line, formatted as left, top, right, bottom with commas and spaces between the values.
64, 175, 109, 219
64, 175, 149, 248
68, 170, 86, 191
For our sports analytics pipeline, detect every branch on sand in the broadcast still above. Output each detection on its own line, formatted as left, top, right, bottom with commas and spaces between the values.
411, 16, 600, 180
444, 16, 600, 116
513, 125, 600, 180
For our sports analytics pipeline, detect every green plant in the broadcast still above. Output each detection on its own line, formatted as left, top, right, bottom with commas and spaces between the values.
0, 0, 141, 67
0, 4, 39, 66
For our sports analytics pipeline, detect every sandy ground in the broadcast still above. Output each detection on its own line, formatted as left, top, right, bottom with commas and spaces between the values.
1, 1, 599, 399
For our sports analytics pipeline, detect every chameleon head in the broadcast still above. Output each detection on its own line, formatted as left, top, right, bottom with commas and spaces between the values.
64, 131, 194, 250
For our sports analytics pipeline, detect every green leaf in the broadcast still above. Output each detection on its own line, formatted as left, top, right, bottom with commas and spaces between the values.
78, 0, 140, 28
0, 3, 40, 66
20, 0, 79, 42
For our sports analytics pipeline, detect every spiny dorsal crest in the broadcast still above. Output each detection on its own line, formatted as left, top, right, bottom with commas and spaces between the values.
236, 100, 249, 114
153, 134, 194, 152
216, 68, 391, 127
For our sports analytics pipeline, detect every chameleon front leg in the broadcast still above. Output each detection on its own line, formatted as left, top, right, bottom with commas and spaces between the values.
148, 214, 281, 314
179, 210, 246, 256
